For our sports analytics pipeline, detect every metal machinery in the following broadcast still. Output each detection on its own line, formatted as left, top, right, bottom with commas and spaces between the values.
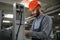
13, 3, 25, 40
0, 10, 2, 30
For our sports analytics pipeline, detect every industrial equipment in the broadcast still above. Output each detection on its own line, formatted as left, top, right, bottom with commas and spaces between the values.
13, 3, 25, 40
0, 10, 3, 30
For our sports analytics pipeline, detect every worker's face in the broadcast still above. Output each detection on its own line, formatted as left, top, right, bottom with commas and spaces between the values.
31, 7, 40, 17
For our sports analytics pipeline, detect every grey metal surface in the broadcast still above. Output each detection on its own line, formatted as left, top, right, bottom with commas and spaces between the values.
0, 10, 2, 30
13, 3, 25, 40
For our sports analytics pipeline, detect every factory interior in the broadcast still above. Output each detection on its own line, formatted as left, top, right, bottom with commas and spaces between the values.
0, 0, 60, 40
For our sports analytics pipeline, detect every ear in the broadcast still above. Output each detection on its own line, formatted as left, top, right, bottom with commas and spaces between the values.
37, 6, 40, 10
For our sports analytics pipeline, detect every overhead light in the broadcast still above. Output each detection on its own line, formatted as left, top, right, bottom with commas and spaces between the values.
20, 0, 32, 8
25, 16, 34, 19
24, 21, 28, 24
58, 13, 60, 15
4, 14, 13, 18
13, 3, 16, 7
5, 26, 13, 30
25, 17, 31, 19
55, 26, 59, 29
56, 30, 60, 32
20, 1, 29, 8
3, 20, 11, 23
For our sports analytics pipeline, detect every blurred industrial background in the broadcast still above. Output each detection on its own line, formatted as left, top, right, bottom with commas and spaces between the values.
0, 0, 60, 40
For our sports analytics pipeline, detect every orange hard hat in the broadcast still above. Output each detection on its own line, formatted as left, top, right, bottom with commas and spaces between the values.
29, 1, 41, 11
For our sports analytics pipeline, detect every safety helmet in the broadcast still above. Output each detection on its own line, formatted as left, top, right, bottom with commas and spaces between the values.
29, 1, 41, 11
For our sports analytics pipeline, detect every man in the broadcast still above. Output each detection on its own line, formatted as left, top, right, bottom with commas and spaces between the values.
24, 1, 53, 40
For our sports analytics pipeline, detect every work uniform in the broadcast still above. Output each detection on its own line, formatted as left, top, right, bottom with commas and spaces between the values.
28, 14, 53, 40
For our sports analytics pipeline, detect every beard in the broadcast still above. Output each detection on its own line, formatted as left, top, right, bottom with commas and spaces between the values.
34, 10, 40, 17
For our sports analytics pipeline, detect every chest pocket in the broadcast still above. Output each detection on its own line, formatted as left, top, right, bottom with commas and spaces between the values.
33, 16, 45, 32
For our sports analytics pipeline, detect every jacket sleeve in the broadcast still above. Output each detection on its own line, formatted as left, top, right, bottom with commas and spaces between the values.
28, 16, 52, 39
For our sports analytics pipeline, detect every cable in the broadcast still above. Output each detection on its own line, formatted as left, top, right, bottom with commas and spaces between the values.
16, 12, 22, 40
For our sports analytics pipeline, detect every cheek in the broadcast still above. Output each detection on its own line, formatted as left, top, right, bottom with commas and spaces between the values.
32, 12, 37, 15
32, 13, 36, 15
32, 10, 36, 14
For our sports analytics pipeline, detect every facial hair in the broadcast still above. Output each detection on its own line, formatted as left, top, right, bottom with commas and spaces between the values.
35, 10, 40, 17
